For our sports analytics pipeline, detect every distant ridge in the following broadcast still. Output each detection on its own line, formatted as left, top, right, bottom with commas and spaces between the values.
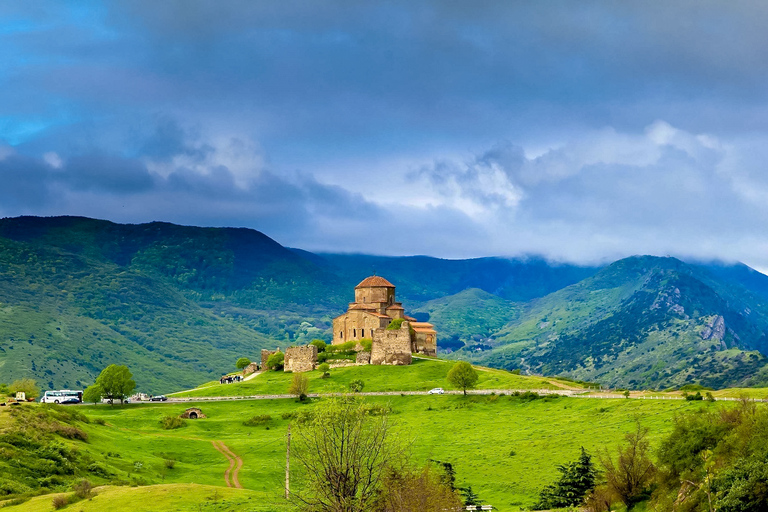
1, 216, 768, 391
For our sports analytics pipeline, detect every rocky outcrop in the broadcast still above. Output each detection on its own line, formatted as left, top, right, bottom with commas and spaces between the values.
701, 315, 726, 342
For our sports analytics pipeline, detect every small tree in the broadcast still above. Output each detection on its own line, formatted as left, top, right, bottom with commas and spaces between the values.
309, 339, 327, 353
289, 373, 309, 401
10, 378, 40, 400
292, 398, 404, 511
82, 384, 103, 404
349, 379, 365, 393
534, 447, 597, 509
267, 351, 284, 371
318, 363, 330, 378
94, 364, 136, 405
236, 357, 251, 370
600, 422, 656, 508
447, 361, 478, 396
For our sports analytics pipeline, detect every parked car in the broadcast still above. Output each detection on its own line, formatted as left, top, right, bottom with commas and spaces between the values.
428, 388, 445, 395
150, 395, 168, 402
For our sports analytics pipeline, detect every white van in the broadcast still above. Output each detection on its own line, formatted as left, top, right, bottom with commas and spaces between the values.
40, 390, 83, 404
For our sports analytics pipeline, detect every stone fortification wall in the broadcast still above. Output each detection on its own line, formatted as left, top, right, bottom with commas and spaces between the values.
284, 345, 318, 373
356, 351, 371, 364
370, 323, 412, 365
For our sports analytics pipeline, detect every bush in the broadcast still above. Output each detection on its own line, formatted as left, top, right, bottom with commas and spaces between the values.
281, 412, 295, 420
349, 379, 365, 393
266, 352, 284, 371
318, 363, 330, 378
310, 339, 327, 353
326, 341, 356, 353
684, 391, 703, 401
52, 495, 68, 510
160, 416, 185, 430
289, 373, 309, 400
164, 458, 176, 469
243, 415, 272, 426
359, 338, 372, 352
73, 479, 94, 499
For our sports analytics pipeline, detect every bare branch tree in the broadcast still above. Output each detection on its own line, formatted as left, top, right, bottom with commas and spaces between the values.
291, 398, 404, 512
599, 421, 656, 509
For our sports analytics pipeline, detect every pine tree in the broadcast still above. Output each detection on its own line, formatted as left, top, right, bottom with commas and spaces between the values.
534, 447, 597, 509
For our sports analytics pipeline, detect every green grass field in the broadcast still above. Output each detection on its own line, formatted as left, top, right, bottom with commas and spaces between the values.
171, 357, 581, 398
1, 394, 727, 511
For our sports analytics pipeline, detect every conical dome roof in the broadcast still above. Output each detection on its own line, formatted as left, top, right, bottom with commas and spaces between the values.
355, 275, 395, 288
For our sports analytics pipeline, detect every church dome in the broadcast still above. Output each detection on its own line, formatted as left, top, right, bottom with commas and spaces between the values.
355, 276, 395, 288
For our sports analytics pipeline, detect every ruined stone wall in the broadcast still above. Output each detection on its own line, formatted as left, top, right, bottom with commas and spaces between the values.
370, 322, 412, 365
284, 345, 318, 373
243, 362, 260, 376
356, 351, 371, 364
413, 332, 437, 357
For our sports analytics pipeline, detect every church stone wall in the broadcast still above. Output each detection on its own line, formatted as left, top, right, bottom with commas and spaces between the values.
370, 323, 412, 365
284, 345, 318, 373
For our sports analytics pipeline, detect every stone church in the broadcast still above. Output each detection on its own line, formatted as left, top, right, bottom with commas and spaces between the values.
332, 276, 437, 360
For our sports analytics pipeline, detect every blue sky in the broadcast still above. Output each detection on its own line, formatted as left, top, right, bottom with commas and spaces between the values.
3, 1, 768, 268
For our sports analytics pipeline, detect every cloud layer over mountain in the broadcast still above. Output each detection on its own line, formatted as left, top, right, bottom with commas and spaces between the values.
3, 2, 768, 267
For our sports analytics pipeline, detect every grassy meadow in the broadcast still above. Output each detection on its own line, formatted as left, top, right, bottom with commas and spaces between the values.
1, 392, 725, 511
171, 357, 581, 398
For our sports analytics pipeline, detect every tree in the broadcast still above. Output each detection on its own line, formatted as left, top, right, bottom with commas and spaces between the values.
94, 364, 136, 405
267, 351, 284, 371
82, 384, 103, 404
310, 339, 327, 353
318, 363, 330, 378
236, 357, 251, 370
447, 361, 478, 396
292, 398, 404, 511
534, 447, 597, 509
600, 422, 656, 508
289, 373, 309, 401
10, 378, 40, 400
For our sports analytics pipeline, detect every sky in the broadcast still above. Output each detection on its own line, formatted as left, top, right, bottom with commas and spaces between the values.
3, 2, 768, 268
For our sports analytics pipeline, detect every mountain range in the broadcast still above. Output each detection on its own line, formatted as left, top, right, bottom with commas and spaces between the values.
1, 215, 767, 392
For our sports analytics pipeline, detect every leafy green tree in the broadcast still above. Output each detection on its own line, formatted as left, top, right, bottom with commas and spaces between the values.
236, 357, 251, 370
349, 379, 365, 393
10, 378, 40, 400
318, 363, 330, 378
447, 361, 478, 396
0, 383, 9, 397
374, 463, 463, 511
94, 364, 136, 405
289, 373, 309, 401
309, 339, 327, 353
712, 457, 768, 512
82, 384, 103, 404
534, 447, 597, 509
266, 351, 284, 371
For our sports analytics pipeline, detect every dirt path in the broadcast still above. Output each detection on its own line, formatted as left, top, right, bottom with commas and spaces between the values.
211, 440, 243, 488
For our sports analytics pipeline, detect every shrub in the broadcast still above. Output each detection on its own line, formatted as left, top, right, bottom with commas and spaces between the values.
359, 338, 372, 352
281, 412, 295, 420
349, 379, 364, 393
73, 479, 94, 499
326, 341, 356, 353
266, 351, 284, 371
684, 391, 703, 401
164, 458, 176, 469
10, 378, 40, 400
318, 363, 330, 378
289, 373, 309, 400
160, 416, 185, 430
52, 495, 68, 510
87, 462, 112, 477
243, 415, 272, 426
310, 339, 327, 352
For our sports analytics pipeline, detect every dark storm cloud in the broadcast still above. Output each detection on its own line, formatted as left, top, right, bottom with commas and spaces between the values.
4, 2, 768, 265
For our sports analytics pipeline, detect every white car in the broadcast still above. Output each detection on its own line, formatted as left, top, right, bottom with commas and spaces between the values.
428, 388, 445, 395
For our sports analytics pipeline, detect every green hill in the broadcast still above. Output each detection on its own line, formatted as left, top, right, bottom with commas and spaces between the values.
459, 256, 768, 389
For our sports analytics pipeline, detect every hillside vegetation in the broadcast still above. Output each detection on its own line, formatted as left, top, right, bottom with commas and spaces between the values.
3, 216, 768, 391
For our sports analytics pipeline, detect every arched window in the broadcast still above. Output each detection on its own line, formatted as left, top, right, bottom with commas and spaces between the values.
353, 329, 356, 337
339, 331, 343, 339
361, 329, 365, 337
